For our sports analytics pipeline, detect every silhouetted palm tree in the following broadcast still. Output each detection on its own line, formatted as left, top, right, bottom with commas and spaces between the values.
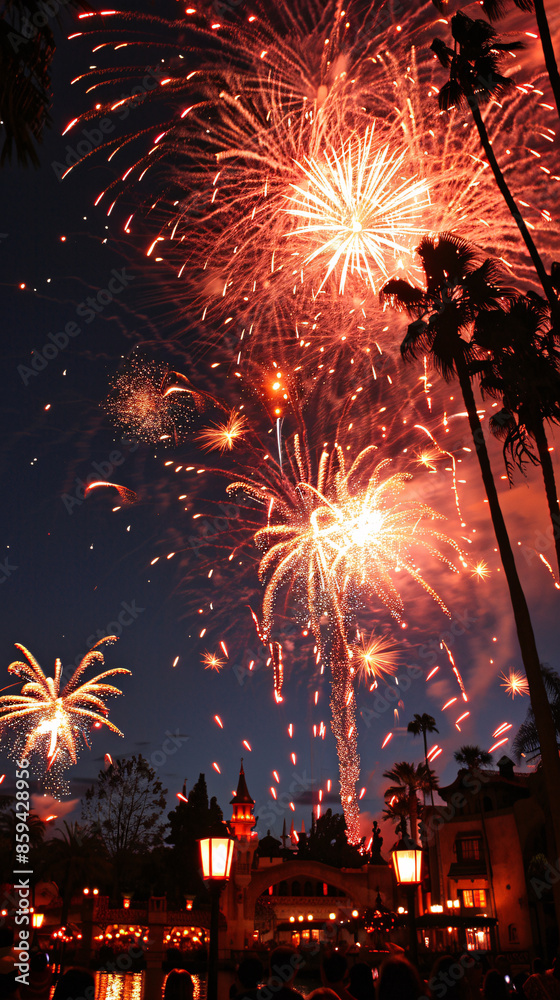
430, 12, 558, 317
513, 665, 560, 762
40, 821, 110, 925
0, 0, 88, 166
381, 233, 560, 910
474, 293, 560, 575
430, 0, 560, 121
408, 713, 439, 807
383, 761, 438, 843
454, 745, 494, 773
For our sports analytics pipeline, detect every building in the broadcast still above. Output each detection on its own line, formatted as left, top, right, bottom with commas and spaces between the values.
423, 755, 550, 959
221, 761, 397, 954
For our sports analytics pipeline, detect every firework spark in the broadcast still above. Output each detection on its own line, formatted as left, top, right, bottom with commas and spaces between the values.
350, 631, 399, 687
202, 651, 226, 672
500, 670, 530, 698
197, 412, 249, 453
0, 639, 130, 796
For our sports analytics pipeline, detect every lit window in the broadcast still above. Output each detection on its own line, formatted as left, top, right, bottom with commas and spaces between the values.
462, 889, 486, 908
457, 838, 482, 862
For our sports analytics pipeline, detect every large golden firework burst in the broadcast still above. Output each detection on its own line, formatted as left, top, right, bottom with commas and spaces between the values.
228, 434, 463, 841
0, 638, 130, 796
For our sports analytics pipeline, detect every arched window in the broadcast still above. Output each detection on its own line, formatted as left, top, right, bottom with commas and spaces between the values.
278, 881, 288, 896
304, 881, 313, 897
291, 881, 301, 896
508, 923, 518, 943
483, 795, 493, 812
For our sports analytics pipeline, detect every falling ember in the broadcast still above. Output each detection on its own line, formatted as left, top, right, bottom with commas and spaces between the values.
492, 722, 513, 738
442, 697, 458, 710
85, 482, 138, 505
172, 657, 179, 668
176, 792, 188, 803
273, 771, 280, 783
488, 737, 509, 754
359, 787, 366, 800
500, 670, 529, 698
381, 733, 393, 749
242, 740, 252, 751
426, 666, 439, 681
0, 639, 130, 796
291, 752, 297, 765
212, 762, 221, 773
214, 715, 224, 728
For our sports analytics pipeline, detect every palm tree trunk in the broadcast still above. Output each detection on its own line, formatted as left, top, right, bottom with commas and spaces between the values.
469, 102, 559, 320
330, 632, 361, 845
533, 0, 560, 122
455, 354, 560, 926
531, 418, 560, 579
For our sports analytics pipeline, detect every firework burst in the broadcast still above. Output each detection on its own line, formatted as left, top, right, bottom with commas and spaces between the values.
106, 358, 197, 445
500, 670, 530, 698
0, 639, 130, 796
227, 430, 463, 840
197, 412, 249, 453
349, 631, 400, 688
67, 1, 558, 369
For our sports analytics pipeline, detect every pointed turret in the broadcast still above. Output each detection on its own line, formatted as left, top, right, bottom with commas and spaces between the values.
230, 759, 256, 841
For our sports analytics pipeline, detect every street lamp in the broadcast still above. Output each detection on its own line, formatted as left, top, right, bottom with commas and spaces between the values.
200, 832, 234, 1000
391, 838, 423, 967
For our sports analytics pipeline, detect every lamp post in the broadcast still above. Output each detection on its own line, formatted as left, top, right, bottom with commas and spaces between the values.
200, 833, 234, 1000
391, 839, 423, 968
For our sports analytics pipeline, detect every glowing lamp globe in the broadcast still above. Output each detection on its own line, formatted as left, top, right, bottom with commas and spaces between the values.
391, 840, 423, 885
200, 836, 234, 880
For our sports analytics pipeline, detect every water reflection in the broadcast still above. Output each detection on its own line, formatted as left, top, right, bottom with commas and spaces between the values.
92, 972, 207, 999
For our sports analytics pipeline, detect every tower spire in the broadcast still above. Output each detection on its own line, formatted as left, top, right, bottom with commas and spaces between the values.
230, 758, 256, 841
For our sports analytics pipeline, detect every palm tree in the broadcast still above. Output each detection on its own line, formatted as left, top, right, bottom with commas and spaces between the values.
454, 745, 494, 773
383, 761, 438, 843
430, 0, 560, 122
381, 233, 560, 929
474, 294, 560, 576
39, 821, 110, 925
430, 12, 559, 319
513, 665, 560, 762
407, 714, 439, 773
382, 797, 410, 841
0, 0, 88, 166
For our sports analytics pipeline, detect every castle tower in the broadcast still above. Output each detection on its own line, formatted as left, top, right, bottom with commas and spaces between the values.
223, 760, 259, 952
229, 758, 256, 841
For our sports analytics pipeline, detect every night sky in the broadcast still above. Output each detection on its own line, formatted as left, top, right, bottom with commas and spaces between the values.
1, 0, 560, 849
